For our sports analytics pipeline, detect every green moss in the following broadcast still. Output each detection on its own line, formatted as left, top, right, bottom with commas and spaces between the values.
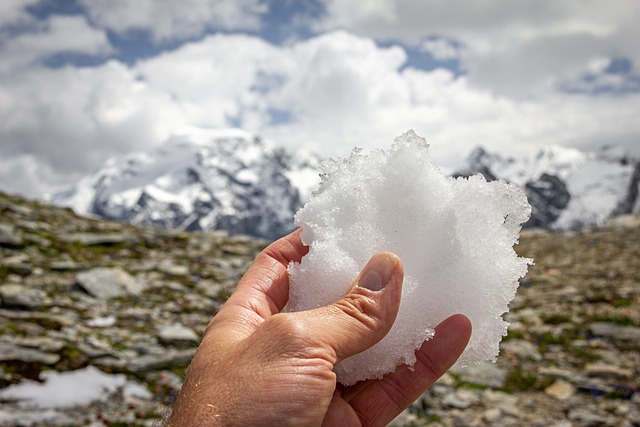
571, 347, 603, 362
503, 329, 526, 340
592, 314, 635, 326
55, 344, 88, 371
0, 361, 46, 383
540, 313, 572, 325
611, 298, 632, 308
425, 413, 442, 423
537, 331, 574, 350
504, 367, 553, 392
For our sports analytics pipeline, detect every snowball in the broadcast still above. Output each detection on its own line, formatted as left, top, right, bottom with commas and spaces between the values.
288, 130, 532, 386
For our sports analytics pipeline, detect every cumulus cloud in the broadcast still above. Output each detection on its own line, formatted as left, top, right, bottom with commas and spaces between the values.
0, 0, 39, 27
317, 0, 640, 95
0, 6, 639, 199
79, 0, 268, 42
421, 38, 458, 61
0, 14, 112, 73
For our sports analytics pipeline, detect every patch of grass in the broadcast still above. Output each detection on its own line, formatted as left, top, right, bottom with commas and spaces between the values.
425, 413, 442, 423
54, 344, 88, 371
537, 331, 574, 350
503, 329, 526, 340
592, 313, 635, 326
504, 367, 553, 392
611, 298, 632, 308
0, 361, 46, 384
540, 313, 572, 325
460, 382, 489, 391
571, 347, 603, 362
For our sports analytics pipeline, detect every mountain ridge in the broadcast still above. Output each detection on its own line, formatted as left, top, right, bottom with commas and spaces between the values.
52, 129, 639, 237
52, 128, 321, 240
454, 144, 640, 230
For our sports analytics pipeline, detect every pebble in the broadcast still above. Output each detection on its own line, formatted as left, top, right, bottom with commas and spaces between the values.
0, 341, 61, 364
545, 380, 575, 400
76, 267, 145, 299
589, 322, 640, 343
0, 283, 46, 309
157, 323, 199, 347
452, 362, 507, 388
442, 389, 478, 409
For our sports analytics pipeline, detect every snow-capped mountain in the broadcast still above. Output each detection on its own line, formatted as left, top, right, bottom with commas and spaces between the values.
455, 145, 640, 230
52, 128, 321, 240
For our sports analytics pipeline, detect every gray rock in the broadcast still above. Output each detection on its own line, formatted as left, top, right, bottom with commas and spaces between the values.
2, 254, 32, 276
49, 260, 86, 271
443, 389, 478, 409
157, 323, 199, 346
501, 339, 542, 361
585, 363, 633, 379
58, 232, 137, 245
452, 361, 508, 388
12, 336, 66, 353
483, 390, 520, 417
567, 408, 610, 426
76, 267, 144, 299
0, 308, 78, 328
196, 279, 226, 298
483, 408, 502, 423
158, 261, 190, 276
0, 223, 23, 247
0, 341, 60, 364
0, 284, 46, 309
590, 322, 640, 343
128, 348, 197, 373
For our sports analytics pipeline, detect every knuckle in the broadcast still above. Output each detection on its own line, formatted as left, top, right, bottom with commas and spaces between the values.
334, 292, 381, 332
264, 313, 306, 337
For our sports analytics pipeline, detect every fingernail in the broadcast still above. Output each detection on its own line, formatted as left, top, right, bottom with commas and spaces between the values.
358, 253, 398, 291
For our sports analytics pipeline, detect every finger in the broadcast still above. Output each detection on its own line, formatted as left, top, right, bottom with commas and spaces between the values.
296, 252, 404, 364
347, 314, 472, 426
206, 229, 308, 338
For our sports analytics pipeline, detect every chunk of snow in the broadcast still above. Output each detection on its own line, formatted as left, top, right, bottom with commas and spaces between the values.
0, 366, 140, 409
288, 130, 532, 386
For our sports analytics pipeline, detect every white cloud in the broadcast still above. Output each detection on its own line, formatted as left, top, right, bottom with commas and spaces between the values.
0, 15, 112, 73
421, 38, 458, 61
317, 0, 640, 95
1, 30, 639, 199
134, 34, 283, 127
79, 0, 268, 42
0, 60, 182, 195
0, 0, 39, 27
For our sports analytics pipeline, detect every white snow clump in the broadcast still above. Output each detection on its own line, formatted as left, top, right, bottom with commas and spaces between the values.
288, 130, 532, 386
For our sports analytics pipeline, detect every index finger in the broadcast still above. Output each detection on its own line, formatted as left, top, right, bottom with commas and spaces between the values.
344, 314, 472, 426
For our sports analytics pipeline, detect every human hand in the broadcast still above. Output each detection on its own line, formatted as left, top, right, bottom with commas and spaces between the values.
166, 229, 472, 426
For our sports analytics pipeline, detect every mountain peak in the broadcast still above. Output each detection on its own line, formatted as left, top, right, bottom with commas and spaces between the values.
457, 144, 639, 230
52, 128, 321, 239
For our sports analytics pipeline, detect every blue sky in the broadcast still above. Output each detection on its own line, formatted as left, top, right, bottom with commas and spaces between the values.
1, 0, 639, 197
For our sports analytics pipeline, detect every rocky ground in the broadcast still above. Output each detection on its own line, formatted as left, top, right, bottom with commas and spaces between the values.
0, 190, 638, 426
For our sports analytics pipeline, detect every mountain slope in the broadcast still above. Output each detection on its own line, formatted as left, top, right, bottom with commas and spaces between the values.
52, 128, 321, 240
455, 145, 640, 230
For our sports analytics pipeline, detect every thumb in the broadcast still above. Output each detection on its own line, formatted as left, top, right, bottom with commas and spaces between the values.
301, 252, 404, 364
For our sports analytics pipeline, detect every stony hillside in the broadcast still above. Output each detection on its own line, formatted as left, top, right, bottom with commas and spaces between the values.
0, 191, 638, 426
